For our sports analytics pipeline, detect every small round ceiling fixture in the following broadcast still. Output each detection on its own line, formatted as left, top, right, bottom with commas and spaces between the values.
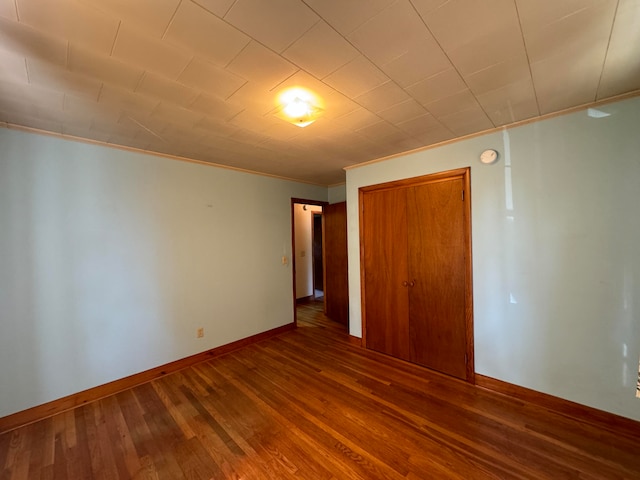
480, 149, 498, 164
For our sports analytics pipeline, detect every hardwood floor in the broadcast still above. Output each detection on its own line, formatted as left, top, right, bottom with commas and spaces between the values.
2, 302, 639, 479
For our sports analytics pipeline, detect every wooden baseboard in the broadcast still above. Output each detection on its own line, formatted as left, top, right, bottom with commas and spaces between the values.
0, 323, 295, 434
295, 295, 314, 304
476, 374, 640, 439
348, 335, 362, 347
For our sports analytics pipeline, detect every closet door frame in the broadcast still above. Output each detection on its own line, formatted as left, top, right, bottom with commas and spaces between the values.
359, 167, 475, 383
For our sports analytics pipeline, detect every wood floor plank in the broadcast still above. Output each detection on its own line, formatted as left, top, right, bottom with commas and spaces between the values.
1, 300, 640, 479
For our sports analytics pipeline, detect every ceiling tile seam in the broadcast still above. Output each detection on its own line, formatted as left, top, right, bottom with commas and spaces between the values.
22, 57, 29, 85
174, 53, 197, 83
189, 0, 233, 19
594, 0, 621, 101
512, 0, 541, 116
407, 0, 497, 129
108, 20, 122, 57
160, 0, 185, 41
11, 0, 18, 21
132, 69, 146, 96
24, 56, 33, 86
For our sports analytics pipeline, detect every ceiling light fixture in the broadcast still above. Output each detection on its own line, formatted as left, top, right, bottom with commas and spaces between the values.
274, 87, 324, 127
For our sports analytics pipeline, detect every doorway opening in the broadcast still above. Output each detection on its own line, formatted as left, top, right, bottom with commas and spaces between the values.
291, 198, 327, 325
312, 211, 324, 301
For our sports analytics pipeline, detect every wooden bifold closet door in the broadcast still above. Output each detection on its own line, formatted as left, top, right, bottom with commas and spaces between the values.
360, 168, 473, 382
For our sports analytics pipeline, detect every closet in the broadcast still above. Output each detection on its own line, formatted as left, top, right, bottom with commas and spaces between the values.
359, 168, 474, 382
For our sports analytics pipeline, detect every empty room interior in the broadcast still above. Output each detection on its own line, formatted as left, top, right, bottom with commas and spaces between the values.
1, 0, 640, 478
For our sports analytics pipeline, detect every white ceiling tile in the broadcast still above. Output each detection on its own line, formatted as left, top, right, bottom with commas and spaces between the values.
63, 95, 114, 120
596, 0, 640, 99
80, 0, 180, 38
0, 49, 28, 83
356, 120, 402, 141
68, 45, 143, 91
376, 98, 428, 125
320, 89, 360, 120
409, 0, 450, 17
475, 78, 539, 125
225, 82, 277, 116
191, 0, 235, 17
406, 68, 468, 106
464, 55, 532, 95
436, 104, 494, 136
531, 52, 603, 114
178, 57, 246, 99
424, 89, 480, 117
302, 0, 395, 35
195, 116, 241, 138
445, 31, 526, 77
27, 59, 102, 100
17, 0, 119, 55
418, 0, 518, 52
283, 21, 358, 79
396, 113, 447, 137
332, 107, 381, 131
323, 55, 389, 98
355, 81, 410, 113
226, 41, 298, 90
516, 0, 613, 34
187, 93, 244, 120
228, 126, 271, 145
381, 40, 452, 88
348, 0, 433, 65
418, 0, 526, 76
135, 72, 197, 107
98, 85, 159, 113
112, 26, 192, 80
224, 0, 319, 53
522, 0, 616, 64
164, 1, 250, 67
412, 125, 456, 146
0, 79, 64, 110
0, 0, 16, 20
0, 16, 67, 67
151, 102, 205, 128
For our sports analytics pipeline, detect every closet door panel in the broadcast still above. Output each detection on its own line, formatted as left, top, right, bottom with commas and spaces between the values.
407, 178, 467, 379
362, 188, 410, 360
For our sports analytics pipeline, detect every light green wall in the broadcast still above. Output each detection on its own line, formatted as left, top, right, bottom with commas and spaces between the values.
0, 128, 327, 417
328, 183, 346, 204
346, 96, 640, 421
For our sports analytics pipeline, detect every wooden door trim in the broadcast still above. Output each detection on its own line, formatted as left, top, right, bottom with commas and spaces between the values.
359, 167, 469, 193
358, 168, 475, 383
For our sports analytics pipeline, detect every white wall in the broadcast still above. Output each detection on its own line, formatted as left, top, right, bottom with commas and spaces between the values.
294, 203, 322, 299
346, 96, 640, 421
328, 183, 346, 204
0, 128, 327, 417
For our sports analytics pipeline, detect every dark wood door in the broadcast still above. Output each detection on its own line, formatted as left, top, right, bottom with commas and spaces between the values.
324, 202, 349, 325
407, 178, 468, 379
362, 188, 410, 361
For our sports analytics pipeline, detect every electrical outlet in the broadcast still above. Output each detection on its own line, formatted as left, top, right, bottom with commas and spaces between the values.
197, 327, 204, 338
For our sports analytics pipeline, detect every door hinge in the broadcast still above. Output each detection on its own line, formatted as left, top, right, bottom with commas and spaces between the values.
462, 190, 465, 201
